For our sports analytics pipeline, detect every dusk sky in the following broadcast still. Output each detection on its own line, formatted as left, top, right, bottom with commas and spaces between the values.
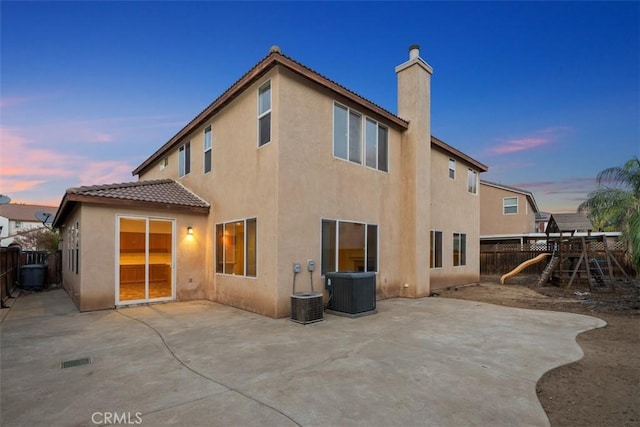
1, 1, 638, 213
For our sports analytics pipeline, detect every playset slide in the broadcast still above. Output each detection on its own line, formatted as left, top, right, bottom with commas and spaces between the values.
500, 253, 551, 285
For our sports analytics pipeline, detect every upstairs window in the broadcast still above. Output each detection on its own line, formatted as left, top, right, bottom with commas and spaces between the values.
179, 142, 190, 177
467, 169, 477, 194
503, 197, 518, 215
348, 110, 362, 163
334, 103, 388, 172
258, 81, 271, 147
159, 157, 168, 170
204, 126, 212, 173
365, 118, 389, 172
448, 159, 456, 179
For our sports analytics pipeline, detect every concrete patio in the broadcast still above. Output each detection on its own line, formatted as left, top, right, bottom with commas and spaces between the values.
1, 289, 605, 426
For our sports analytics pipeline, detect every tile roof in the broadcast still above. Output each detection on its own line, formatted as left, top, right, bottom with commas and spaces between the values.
67, 180, 209, 207
131, 47, 488, 181
53, 180, 209, 227
132, 48, 410, 176
432, 136, 488, 172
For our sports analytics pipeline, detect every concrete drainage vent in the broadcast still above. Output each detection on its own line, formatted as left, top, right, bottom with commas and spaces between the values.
61, 357, 91, 369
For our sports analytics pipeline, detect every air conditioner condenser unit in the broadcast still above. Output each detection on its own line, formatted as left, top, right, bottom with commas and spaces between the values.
290, 292, 324, 324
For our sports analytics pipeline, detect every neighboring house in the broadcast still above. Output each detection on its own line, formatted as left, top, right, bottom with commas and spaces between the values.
479, 180, 540, 246
0, 204, 56, 247
53, 46, 488, 317
535, 212, 551, 233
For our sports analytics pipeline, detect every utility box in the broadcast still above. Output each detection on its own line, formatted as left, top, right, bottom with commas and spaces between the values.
325, 272, 376, 317
290, 292, 324, 324
19, 264, 47, 290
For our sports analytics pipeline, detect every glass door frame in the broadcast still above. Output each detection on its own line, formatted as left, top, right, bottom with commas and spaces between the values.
115, 214, 176, 306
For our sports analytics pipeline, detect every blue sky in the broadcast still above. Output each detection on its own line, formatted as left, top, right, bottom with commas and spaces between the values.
1, 1, 638, 213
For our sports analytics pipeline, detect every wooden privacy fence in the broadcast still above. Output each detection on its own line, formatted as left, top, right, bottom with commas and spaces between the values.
1, 248, 62, 304
1, 247, 21, 304
481, 250, 549, 275
480, 242, 633, 277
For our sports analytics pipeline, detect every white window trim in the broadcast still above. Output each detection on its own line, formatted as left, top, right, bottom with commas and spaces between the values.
114, 214, 176, 306
204, 125, 212, 174
467, 169, 478, 194
215, 217, 258, 278
178, 142, 190, 178
332, 102, 389, 173
159, 157, 168, 170
257, 80, 272, 148
503, 197, 519, 215
448, 159, 456, 179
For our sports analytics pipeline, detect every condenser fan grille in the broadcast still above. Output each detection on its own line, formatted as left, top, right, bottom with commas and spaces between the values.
290, 292, 324, 324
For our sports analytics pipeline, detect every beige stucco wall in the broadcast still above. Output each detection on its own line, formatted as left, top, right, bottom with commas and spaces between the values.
61, 203, 208, 312
141, 68, 281, 317
274, 68, 407, 317
397, 58, 433, 298
480, 184, 536, 235
132, 59, 483, 317
430, 147, 482, 289
60, 205, 81, 307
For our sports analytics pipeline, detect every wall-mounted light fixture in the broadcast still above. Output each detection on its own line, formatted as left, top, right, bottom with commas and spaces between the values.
187, 226, 193, 235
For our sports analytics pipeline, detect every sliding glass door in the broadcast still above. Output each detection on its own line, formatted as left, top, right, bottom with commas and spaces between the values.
117, 216, 174, 304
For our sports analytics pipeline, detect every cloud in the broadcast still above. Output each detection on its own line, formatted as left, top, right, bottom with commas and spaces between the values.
1, 179, 47, 193
486, 126, 573, 155
490, 137, 551, 154
0, 126, 85, 178
0, 93, 60, 109
78, 161, 135, 185
516, 177, 596, 194
498, 177, 597, 213
0, 126, 135, 201
0, 96, 31, 108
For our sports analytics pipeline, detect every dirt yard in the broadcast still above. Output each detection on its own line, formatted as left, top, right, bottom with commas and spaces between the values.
436, 275, 639, 427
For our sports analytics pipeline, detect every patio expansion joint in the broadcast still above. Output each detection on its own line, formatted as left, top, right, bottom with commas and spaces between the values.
115, 309, 303, 427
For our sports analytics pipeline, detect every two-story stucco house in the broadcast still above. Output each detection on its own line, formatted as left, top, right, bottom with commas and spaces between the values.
53, 46, 487, 317
479, 180, 541, 247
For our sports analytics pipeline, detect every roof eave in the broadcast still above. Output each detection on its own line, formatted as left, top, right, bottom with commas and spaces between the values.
132, 51, 410, 177
132, 54, 281, 176
67, 194, 210, 215
52, 193, 209, 228
431, 136, 488, 172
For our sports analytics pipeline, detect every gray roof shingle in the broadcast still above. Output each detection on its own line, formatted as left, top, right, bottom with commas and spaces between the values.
546, 213, 593, 234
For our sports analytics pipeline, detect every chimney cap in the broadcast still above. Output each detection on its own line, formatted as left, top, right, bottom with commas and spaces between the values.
409, 44, 420, 60
269, 45, 281, 54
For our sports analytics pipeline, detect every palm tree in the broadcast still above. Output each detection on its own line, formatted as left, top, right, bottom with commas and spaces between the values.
578, 156, 640, 272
